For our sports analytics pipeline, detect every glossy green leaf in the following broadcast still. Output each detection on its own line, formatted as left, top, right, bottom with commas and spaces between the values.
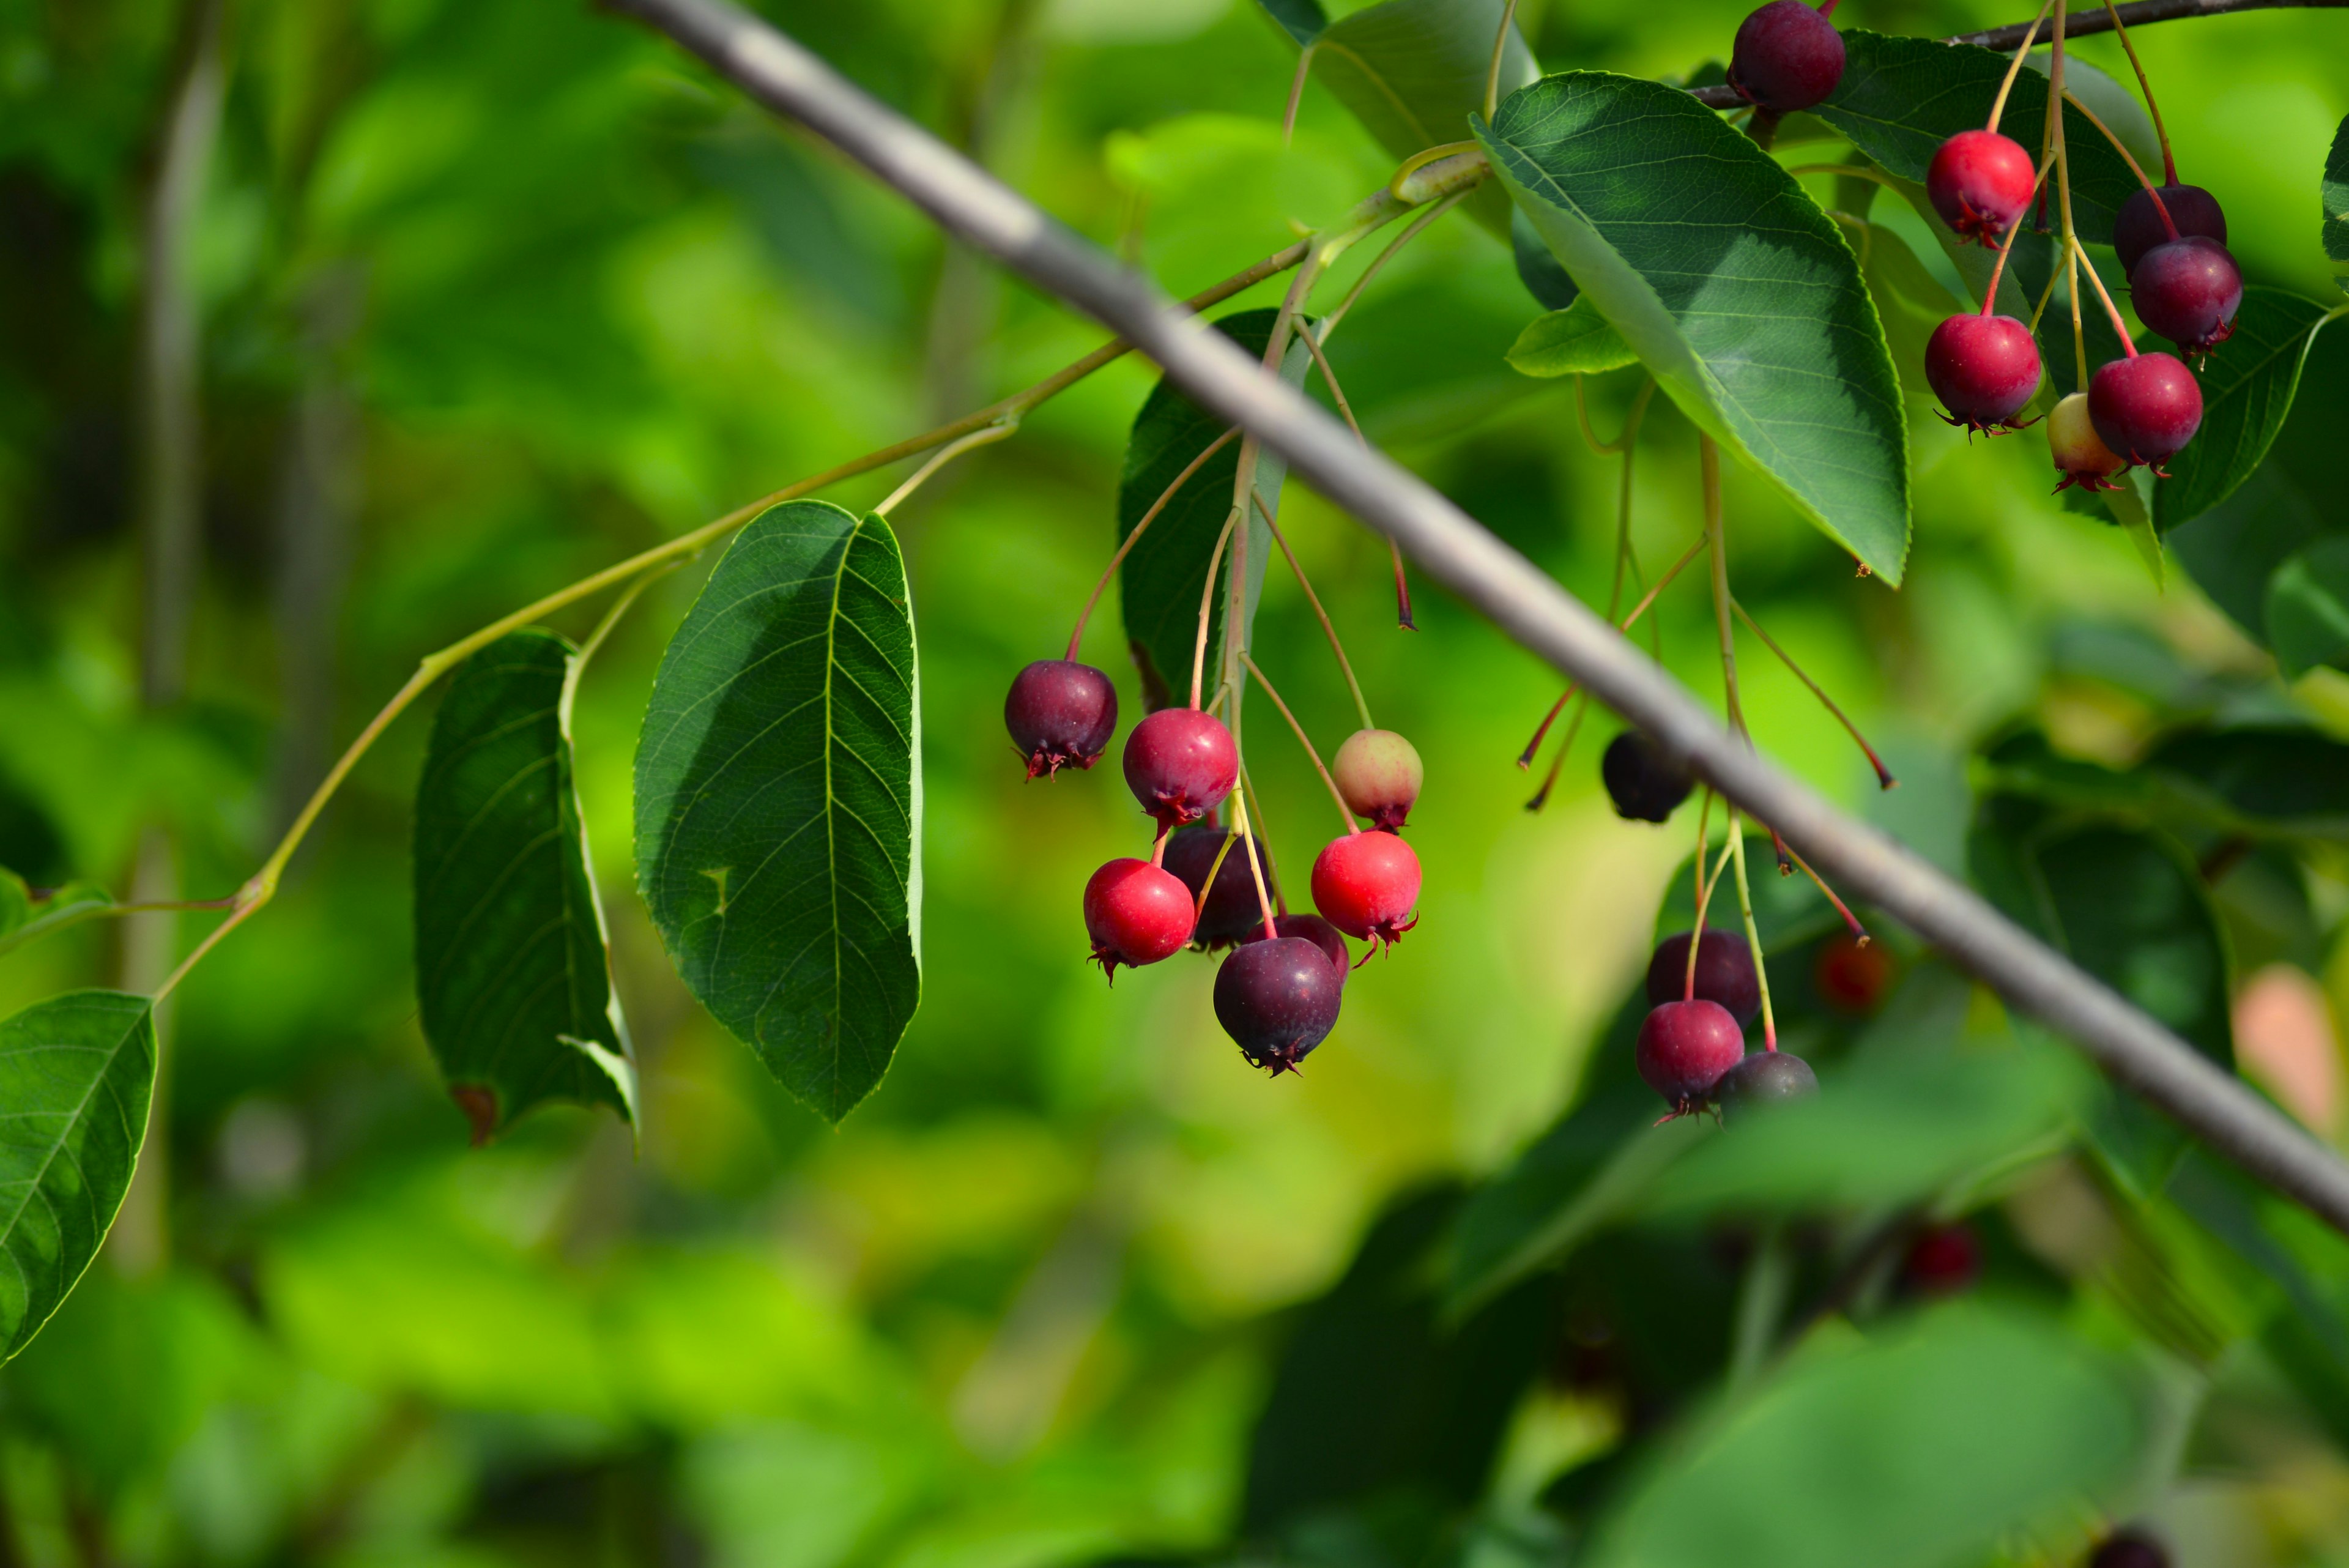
635, 500, 921, 1123
414, 630, 636, 1142
1580, 1306, 2142, 1568
0, 991, 155, 1363
2153, 290, 2337, 532
1118, 310, 1308, 706
1482, 74, 1910, 581
1505, 297, 1634, 377
2267, 537, 2349, 678
2324, 112, 2348, 263
1301, 0, 1536, 236
1813, 31, 2140, 245
1253, 0, 1328, 46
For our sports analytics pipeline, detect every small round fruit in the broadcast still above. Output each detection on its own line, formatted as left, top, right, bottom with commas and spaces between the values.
1311, 830, 1421, 949
2113, 183, 2226, 273
2089, 352, 2203, 469
1636, 999, 1747, 1113
1727, 0, 1845, 114
1332, 728, 1423, 830
2130, 235, 2241, 355
1926, 130, 2036, 243
1083, 858, 1196, 979
1645, 929, 1761, 1026
1716, 1050, 1819, 1124
1900, 1223, 1982, 1296
2048, 392, 2126, 492
1814, 932, 1892, 1013
1242, 912, 1353, 987
2088, 1528, 2171, 1568
1601, 731, 1693, 823
1122, 707, 1237, 827
1006, 659, 1117, 778
1214, 937, 1343, 1072
1924, 313, 2042, 433
1163, 825, 1265, 947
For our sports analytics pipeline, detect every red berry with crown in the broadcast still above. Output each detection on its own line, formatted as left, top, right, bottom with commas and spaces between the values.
1636, 999, 1747, 1115
1311, 830, 1420, 949
1083, 858, 1195, 980
1926, 130, 2036, 243
1123, 707, 1237, 827
1925, 313, 2042, 434
2089, 352, 2203, 470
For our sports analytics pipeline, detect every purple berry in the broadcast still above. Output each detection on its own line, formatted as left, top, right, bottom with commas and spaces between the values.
1006, 659, 1117, 778
1728, 0, 1846, 114
1163, 825, 1264, 947
1122, 707, 1236, 827
1214, 937, 1343, 1073
1925, 313, 2042, 433
1715, 1050, 1818, 1124
2089, 353, 2203, 469
1636, 999, 1746, 1114
1242, 912, 1353, 988
2113, 184, 2226, 274
1646, 929, 1761, 1027
1602, 732, 1693, 823
2130, 235, 2241, 356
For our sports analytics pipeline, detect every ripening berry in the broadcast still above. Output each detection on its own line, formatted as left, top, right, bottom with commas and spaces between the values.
1310, 830, 1420, 949
2048, 392, 2126, 492
1214, 937, 1343, 1072
1716, 1050, 1819, 1124
2089, 353, 2203, 469
1813, 932, 1892, 1013
1900, 1223, 1982, 1296
1926, 130, 2036, 243
1006, 659, 1117, 778
1727, 0, 1845, 114
1083, 858, 1196, 979
2088, 1528, 2171, 1568
2113, 184, 2226, 273
1636, 999, 1747, 1113
1123, 707, 1237, 827
2130, 236, 2241, 356
1163, 825, 1264, 947
1924, 313, 2042, 434
1241, 912, 1353, 987
1601, 731, 1693, 823
1332, 728, 1423, 830
1645, 929, 1761, 1026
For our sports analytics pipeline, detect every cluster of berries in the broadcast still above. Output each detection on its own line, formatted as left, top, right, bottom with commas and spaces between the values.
1006, 656, 1425, 1074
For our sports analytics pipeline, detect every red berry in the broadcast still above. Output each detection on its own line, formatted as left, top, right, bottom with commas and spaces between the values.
1813, 932, 1892, 1013
1636, 999, 1747, 1113
1727, 0, 1845, 114
1924, 313, 2041, 434
1083, 858, 1195, 979
2130, 236, 2241, 356
2088, 1528, 2171, 1568
1926, 130, 2036, 243
1163, 825, 1263, 947
1242, 912, 1353, 987
1122, 707, 1236, 827
1310, 830, 1420, 949
2113, 183, 2226, 273
2088, 352, 2202, 469
1214, 937, 1343, 1072
1006, 660, 1117, 778
1646, 929, 1761, 1026
1601, 731, 1692, 823
2048, 392, 2125, 492
1331, 728, 1423, 830
1715, 1050, 1818, 1124
1900, 1223, 1981, 1296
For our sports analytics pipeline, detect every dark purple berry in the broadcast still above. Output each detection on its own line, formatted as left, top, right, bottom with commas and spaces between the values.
1715, 1050, 1818, 1124
2088, 1528, 2170, 1568
1083, 858, 1195, 980
2113, 184, 2226, 273
1925, 313, 2042, 433
1214, 937, 1343, 1074
2130, 235, 2241, 356
1243, 912, 1353, 988
1006, 659, 1117, 778
1602, 732, 1693, 823
1636, 999, 1746, 1114
1926, 130, 2036, 243
1727, 0, 1845, 114
1645, 929, 1761, 1026
1123, 707, 1237, 827
2088, 352, 2203, 469
1163, 825, 1264, 947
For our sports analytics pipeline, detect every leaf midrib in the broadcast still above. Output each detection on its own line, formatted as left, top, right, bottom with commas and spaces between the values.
0, 1000, 146, 1317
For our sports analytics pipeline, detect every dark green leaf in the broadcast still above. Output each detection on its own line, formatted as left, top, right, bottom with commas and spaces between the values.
1580, 1306, 2143, 1568
2266, 536, 2349, 678
414, 629, 635, 1142
1512, 206, 1579, 310
1505, 297, 1634, 377
1855, 221, 1963, 395
2145, 725, 2349, 838
634, 500, 921, 1123
1482, 74, 1909, 580
2168, 464, 2328, 645
2153, 289, 2337, 533
1813, 31, 2141, 245
1118, 310, 1308, 705
0, 990, 155, 1363
1253, 0, 1329, 46
2324, 113, 2348, 263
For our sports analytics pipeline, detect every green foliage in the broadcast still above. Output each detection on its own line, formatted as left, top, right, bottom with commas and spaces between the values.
1505, 299, 1636, 377
2268, 538, 2349, 678
413, 630, 636, 1142
0, 992, 155, 1362
1482, 73, 1910, 581
2155, 291, 2339, 533
634, 501, 921, 1123
2326, 113, 2349, 264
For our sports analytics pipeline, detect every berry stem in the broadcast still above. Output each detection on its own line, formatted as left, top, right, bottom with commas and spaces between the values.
1977, 164, 2049, 313
1726, 809, 1779, 1051
2098, 0, 2177, 184
1239, 763, 1290, 913
1728, 596, 1897, 789
1067, 425, 1240, 660
1304, 305, 1413, 633
1603, 382, 1657, 625
1151, 822, 1172, 869
1482, 0, 1521, 122
1252, 482, 1373, 730
1226, 774, 1280, 943
1784, 841, 1871, 943
1986, 0, 2057, 132
1242, 650, 1360, 835
1573, 375, 1655, 457
1517, 531, 1707, 767
1687, 789, 1720, 1001
1195, 828, 1237, 920
1699, 437, 1749, 738
1317, 191, 1469, 341
873, 417, 1019, 516
1281, 42, 1317, 144
1190, 505, 1242, 710
2057, 89, 2177, 237
2069, 234, 2140, 355
1523, 692, 1588, 811
2028, 250, 2066, 329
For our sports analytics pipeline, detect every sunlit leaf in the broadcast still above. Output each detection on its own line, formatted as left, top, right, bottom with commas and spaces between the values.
414, 630, 636, 1143
635, 500, 921, 1123
1482, 73, 1910, 581
2267, 537, 2349, 679
2153, 289, 2337, 533
1505, 297, 1635, 377
0, 990, 155, 1364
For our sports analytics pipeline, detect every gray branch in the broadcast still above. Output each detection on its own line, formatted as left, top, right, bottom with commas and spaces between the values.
604, 0, 2349, 1236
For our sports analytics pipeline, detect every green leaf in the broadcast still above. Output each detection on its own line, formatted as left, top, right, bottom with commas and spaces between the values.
1854, 221, 1963, 396
1253, 0, 1328, 46
0, 882, 114, 964
2168, 464, 2328, 645
1512, 206, 1580, 310
2267, 537, 2349, 678
1118, 310, 1309, 705
2024, 54, 2161, 177
414, 629, 636, 1142
1481, 74, 1910, 581
1813, 31, 2141, 245
0, 991, 156, 1363
2145, 726, 2349, 838
0, 869, 29, 938
2325, 113, 2348, 264
634, 500, 921, 1123
1302, 0, 1537, 236
2153, 290, 2337, 533
1505, 297, 1635, 377
1579, 1306, 2143, 1568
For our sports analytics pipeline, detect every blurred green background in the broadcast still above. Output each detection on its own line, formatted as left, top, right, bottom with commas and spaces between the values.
3, 0, 2349, 1562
